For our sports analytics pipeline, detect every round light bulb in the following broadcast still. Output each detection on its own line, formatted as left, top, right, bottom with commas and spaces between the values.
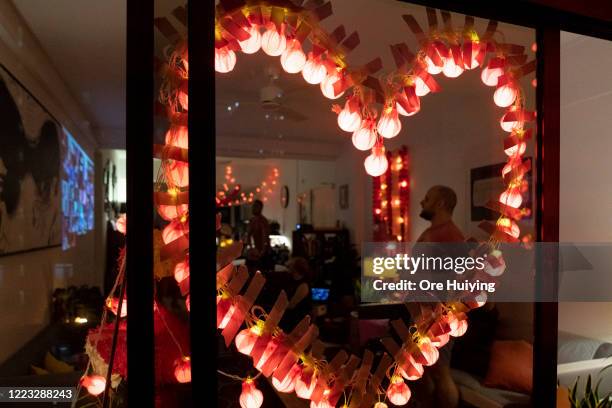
280, 39, 306, 73
494, 84, 518, 107
239, 26, 261, 54
302, 55, 327, 84
443, 57, 464, 78
320, 72, 344, 99
377, 109, 401, 139
352, 123, 376, 151
481, 66, 504, 87
215, 47, 236, 73
261, 26, 286, 57
414, 77, 430, 97
364, 149, 389, 177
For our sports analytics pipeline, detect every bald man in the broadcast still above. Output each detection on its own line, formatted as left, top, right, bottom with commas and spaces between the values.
415, 185, 464, 408
417, 185, 464, 243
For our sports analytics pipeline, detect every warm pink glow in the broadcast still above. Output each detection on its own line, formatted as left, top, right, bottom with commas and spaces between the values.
431, 333, 450, 348
165, 126, 188, 149
386, 376, 411, 406
217, 297, 235, 329
215, 47, 236, 73
500, 108, 521, 133
166, 161, 189, 188
494, 84, 518, 107
235, 326, 261, 355
162, 219, 188, 244
295, 371, 318, 399
174, 357, 192, 383
310, 399, 334, 408
158, 204, 188, 221
377, 108, 401, 139
504, 142, 527, 157
106, 297, 127, 318
443, 57, 464, 78
424, 55, 443, 75
337, 101, 362, 132
450, 319, 468, 337
481, 66, 504, 87
414, 77, 430, 97
499, 188, 523, 208
254, 336, 280, 371
239, 25, 262, 54
116, 214, 126, 235
240, 380, 264, 408
261, 25, 286, 56
399, 354, 424, 381
352, 121, 376, 151
302, 53, 327, 84
82, 375, 106, 396
497, 217, 521, 238
272, 363, 302, 393
186, 295, 190, 311
396, 92, 420, 117
463, 41, 482, 69
364, 147, 389, 177
174, 260, 189, 283
280, 39, 306, 73
418, 340, 440, 366
320, 71, 344, 99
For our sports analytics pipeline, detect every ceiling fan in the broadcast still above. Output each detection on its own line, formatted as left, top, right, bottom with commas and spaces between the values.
218, 64, 309, 122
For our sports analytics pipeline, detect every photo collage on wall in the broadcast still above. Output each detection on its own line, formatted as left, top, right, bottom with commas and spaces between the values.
61, 128, 94, 250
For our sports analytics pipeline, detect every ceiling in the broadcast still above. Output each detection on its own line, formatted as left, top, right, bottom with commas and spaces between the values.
13, 0, 126, 149
11, 0, 537, 153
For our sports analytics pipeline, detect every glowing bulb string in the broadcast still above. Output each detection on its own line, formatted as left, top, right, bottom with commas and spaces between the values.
217, 369, 262, 382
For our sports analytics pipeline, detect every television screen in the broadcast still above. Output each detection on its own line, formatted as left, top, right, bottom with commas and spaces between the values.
311, 288, 330, 302
61, 128, 94, 249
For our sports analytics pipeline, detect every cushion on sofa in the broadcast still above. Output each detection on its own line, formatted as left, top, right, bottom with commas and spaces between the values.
483, 340, 533, 394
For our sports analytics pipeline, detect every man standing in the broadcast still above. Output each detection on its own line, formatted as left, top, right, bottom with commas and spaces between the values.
246, 199, 270, 272
415, 185, 464, 408
417, 185, 464, 244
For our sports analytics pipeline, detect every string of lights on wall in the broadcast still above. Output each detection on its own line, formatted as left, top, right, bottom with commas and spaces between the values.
373, 146, 410, 242
216, 165, 280, 207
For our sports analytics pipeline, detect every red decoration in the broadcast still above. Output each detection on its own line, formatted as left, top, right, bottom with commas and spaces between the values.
174, 356, 191, 383
240, 379, 264, 408
81, 375, 106, 396
386, 376, 411, 406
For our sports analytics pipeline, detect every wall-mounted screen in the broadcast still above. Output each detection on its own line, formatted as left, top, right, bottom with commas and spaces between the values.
61, 128, 94, 250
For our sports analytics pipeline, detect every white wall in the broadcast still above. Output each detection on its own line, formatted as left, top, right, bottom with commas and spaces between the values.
558, 32, 612, 342
0, 2, 98, 364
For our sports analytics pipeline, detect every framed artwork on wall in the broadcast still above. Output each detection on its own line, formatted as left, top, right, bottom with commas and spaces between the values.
470, 159, 533, 221
0, 64, 62, 255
